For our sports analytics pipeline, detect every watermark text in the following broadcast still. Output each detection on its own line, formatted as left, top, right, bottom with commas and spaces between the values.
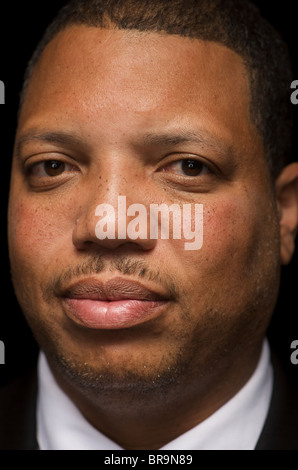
95, 196, 203, 250
290, 340, 298, 364
0, 81, 4, 104
0, 340, 4, 364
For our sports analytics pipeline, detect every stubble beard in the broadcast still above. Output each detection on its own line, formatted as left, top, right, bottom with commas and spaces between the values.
21, 254, 202, 404
12, 243, 279, 409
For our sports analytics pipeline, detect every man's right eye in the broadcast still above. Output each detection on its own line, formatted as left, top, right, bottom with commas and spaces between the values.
23, 157, 80, 190
28, 160, 76, 177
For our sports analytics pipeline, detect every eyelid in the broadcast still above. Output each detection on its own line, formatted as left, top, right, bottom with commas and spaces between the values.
27, 160, 78, 177
163, 160, 209, 176
160, 153, 216, 176
23, 153, 79, 175
22, 154, 81, 191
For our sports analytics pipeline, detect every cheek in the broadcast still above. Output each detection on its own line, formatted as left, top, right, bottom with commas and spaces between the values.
207, 202, 255, 273
8, 200, 72, 270
179, 192, 279, 286
204, 199, 249, 259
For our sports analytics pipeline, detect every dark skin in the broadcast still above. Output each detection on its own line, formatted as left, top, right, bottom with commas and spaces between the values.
8, 26, 298, 449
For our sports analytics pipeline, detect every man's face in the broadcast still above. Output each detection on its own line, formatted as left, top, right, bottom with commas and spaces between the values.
8, 26, 281, 395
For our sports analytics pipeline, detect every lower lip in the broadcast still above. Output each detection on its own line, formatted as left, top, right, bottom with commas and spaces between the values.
63, 298, 168, 329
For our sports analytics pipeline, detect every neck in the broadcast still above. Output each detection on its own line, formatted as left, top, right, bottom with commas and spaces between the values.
48, 344, 262, 449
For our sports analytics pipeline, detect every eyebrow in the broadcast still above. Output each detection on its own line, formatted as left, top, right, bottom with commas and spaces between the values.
14, 128, 233, 162
142, 130, 233, 157
14, 130, 84, 160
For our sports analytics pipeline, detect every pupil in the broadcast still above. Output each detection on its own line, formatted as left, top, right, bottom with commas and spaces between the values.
45, 160, 64, 176
182, 160, 202, 176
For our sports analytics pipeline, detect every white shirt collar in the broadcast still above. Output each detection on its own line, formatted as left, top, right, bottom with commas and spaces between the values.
37, 340, 272, 450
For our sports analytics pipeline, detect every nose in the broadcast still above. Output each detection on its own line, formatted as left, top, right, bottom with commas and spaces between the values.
72, 175, 157, 252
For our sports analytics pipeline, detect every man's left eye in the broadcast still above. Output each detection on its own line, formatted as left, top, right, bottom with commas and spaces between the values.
162, 159, 209, 177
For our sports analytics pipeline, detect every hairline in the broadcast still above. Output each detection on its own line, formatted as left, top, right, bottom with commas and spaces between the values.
19, 22, 261, 141
18, 13, 290, 181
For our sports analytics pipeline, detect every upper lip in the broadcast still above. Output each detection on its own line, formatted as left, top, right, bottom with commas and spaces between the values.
60, 276, 170, 302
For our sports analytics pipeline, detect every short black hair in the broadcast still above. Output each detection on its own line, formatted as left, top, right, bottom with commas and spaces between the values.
20, 0, 293, 178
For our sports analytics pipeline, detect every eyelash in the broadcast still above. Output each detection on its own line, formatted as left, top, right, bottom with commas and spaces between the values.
161, 158, 211, 177
25, 155, 211, 176
26, 159, 77, 177
23, 153, 215, 195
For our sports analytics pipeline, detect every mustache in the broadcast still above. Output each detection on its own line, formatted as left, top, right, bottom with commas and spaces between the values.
42, 255, 179, 302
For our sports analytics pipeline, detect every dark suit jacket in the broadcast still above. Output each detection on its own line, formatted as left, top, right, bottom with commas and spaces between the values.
0, 354, 297, 450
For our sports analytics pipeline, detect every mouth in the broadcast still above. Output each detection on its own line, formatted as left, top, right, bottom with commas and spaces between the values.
60, 276, 171, 330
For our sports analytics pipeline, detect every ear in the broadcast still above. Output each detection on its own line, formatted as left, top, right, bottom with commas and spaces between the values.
275, 162, 298, 265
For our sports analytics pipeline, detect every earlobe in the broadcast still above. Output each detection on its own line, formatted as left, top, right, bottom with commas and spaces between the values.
275, 162, 298, 265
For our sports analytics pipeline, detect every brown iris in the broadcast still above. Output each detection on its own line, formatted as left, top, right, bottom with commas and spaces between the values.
44, 160, 65, 176
181, 160, 203, 176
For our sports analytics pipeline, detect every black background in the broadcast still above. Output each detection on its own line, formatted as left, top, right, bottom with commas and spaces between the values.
0, 0, 297, 385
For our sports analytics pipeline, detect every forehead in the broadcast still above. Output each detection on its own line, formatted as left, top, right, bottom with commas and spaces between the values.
18, 25, 261, 162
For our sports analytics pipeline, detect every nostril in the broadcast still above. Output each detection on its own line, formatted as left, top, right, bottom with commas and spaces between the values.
72, 196, 159, 252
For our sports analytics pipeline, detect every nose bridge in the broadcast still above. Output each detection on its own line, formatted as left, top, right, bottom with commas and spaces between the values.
91, 153, 145, 210
72, 152, 155, 250
100, 163, 139, 205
